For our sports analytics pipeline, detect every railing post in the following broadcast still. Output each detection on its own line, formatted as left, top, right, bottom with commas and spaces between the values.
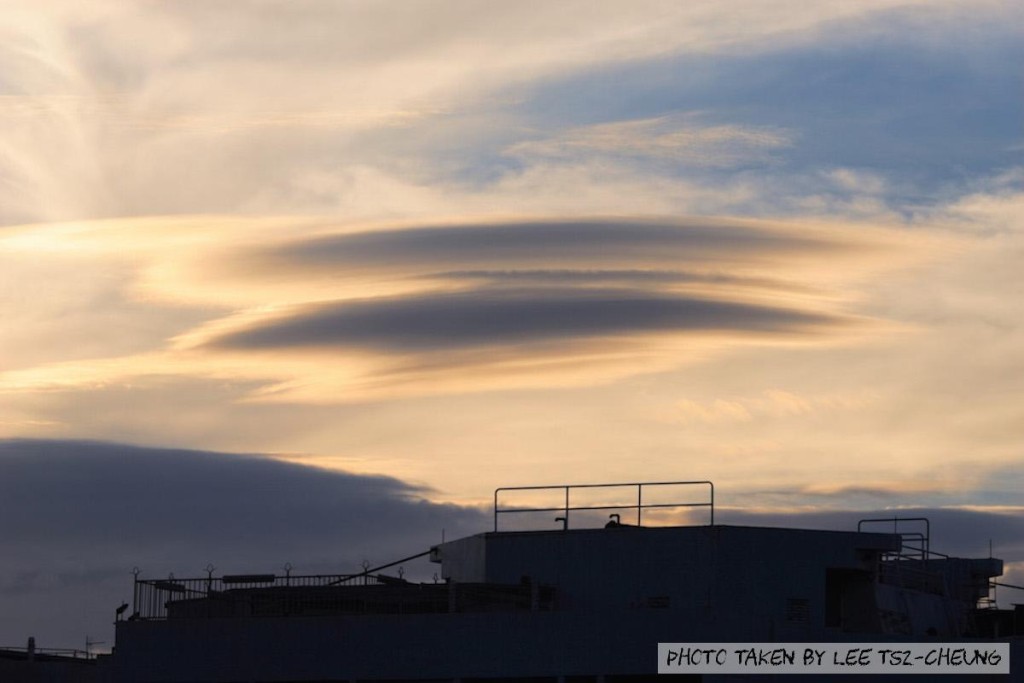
637, 484, 642, 525
131, 567, 140, 620
709, 481, 714, 526
564, 486, 569, 529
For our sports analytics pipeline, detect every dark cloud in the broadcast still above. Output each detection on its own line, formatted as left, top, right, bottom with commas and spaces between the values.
201, 218, 862, 358
976, 465, 1024, 507
206, 288, 842, 352
0, 439, 483, 554
257, 219, 841, 273
718, 506, 1024, 569
429, 269, 812, 292
0, 439, 487, 646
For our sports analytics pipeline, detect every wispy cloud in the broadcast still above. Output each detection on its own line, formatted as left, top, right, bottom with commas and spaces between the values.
670, 388, 879, 425
3, 1, 1012, 224
506, 115, 793, 168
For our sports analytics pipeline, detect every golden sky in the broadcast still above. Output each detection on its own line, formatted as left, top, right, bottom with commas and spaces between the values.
1, 0, 1021, 509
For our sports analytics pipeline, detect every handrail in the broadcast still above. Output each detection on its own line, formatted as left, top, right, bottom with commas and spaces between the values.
857, 517, 931, 559
0, 646, 95, 660
131, 550, 433, 620
327, 550, 431, 585
493, 480, 714, 532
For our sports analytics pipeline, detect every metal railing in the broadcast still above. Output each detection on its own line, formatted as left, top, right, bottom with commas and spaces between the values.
858, 517, 942, 593
132, 550, 432, 620
0, 646, 95, 661
129, 576, 556, 620
133, 572, 386, 620
493, 480, 714, 532
877, 561, 947, 595
858, 517, 931, 560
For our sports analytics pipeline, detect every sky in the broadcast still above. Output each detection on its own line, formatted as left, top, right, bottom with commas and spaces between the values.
0, 0, 1022, 648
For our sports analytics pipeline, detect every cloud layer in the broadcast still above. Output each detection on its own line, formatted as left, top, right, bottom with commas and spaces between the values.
195, 218, 862, 357
1, 215, 907, 405
0, 439, 487, 647
208, 289, 840, 352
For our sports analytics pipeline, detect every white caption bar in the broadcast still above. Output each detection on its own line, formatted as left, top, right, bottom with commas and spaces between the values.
658, 643, 1009, 675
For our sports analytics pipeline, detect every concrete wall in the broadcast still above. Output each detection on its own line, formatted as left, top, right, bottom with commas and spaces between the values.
0, 654, 108, 683
115, 609, 701, 682
436, 525, 899, 627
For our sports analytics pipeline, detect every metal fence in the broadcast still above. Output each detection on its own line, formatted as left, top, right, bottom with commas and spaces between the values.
0, 646, 95, 660
130, 574, 555, 620
132, 571, 386, 620
130, 550, 436, 620
493, 480, 715, 531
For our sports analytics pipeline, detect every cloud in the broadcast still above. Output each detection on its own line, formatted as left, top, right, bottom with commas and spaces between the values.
717, 506, 1024, 567
168, 217, 907, 401
431, 269, 813, 291
3, 1, 1013, 225
0, 202, 1010, 505
253, 218, 844, 275
205, 288, 843, 353
1, 215, 914, 404
0, 438, 484, 557
0, 438, 487, 646
670, 388, 878, 425
505, 115, 793, 168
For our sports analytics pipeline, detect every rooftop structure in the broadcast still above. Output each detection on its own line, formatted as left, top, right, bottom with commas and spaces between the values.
39, 481, 1024, 682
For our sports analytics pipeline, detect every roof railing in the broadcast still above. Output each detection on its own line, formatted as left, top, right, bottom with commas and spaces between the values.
493, 480, 714, 532
857, 517, 931, 560
0, 645, 95, 661
129, 550, 434, 620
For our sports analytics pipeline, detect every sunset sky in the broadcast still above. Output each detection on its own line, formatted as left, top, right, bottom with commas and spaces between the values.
1, 1, 1022, 647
